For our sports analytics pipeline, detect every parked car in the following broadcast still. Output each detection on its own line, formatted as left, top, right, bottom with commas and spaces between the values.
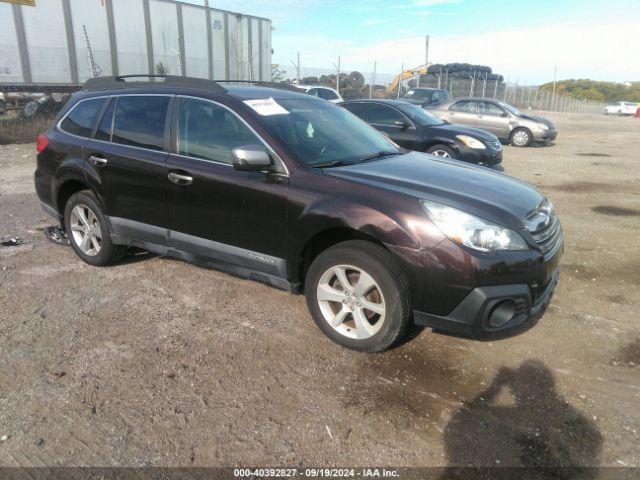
293, 84, 343, 103
602, 102, 638, 116
430, 98, 558, 147
35, 75, 563, 352
401, 87, 450, 107
341, 99, 503, 169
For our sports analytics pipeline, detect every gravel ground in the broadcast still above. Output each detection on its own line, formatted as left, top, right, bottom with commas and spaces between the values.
0, 112, 638, 468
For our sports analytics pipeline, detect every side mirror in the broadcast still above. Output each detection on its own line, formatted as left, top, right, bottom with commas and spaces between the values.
232, 145, 272, 172
501, 111, 509, 117
393, 119, 409, 130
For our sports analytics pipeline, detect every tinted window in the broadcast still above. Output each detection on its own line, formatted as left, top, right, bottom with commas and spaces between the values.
450, 100, 476, 113
95, 98, 115, 141
177, 98, 259, 164
478, 101, 504, 116
341, 103, 367, 119
60, 98, 105, 137
403, 89, 430, 100
307, 88, 320, 97
257, 98, 399, 167
112, 96, 170, 151
317, 89, 338, 100
367, 104, 405, 125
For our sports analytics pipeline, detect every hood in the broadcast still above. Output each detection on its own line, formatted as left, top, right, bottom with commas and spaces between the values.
325, 151, 543, 228
401, 97, 428, 106
431, 123, 499, 143
519, 113, 554, 128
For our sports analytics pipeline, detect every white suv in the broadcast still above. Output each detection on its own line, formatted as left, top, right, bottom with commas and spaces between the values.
293, 85, 343, 103
603, 102, 638, 116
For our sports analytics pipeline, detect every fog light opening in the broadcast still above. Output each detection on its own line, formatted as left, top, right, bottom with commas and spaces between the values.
488, 299, 517, 328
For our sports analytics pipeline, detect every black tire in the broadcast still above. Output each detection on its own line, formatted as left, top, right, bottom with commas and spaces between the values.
64, 190, 126, 267
617, 110, 623, 116
304, 240, 411, 352
426, 144, 456, 159
510, 127, 532, 147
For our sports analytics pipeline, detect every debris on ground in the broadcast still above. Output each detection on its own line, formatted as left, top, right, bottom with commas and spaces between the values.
0, 236, 24, 247
43, 225, 69, 246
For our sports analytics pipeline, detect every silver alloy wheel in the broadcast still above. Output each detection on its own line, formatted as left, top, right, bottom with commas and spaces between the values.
316, 264, 386, 340
69, 204, 102, 256
512, 130, 530, 146
431, 149, 451, 158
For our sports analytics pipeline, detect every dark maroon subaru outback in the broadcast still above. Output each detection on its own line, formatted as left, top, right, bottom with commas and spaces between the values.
34, 76, 563, 352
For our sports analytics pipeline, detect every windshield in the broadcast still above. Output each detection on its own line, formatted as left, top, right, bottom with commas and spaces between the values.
403, 89, 430, 99
498, 101, 522, 116
396, 103, 446, 126
255, 98, 400, 167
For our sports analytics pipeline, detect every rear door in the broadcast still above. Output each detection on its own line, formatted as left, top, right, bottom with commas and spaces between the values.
447, 99, 478, 126
84, 94, 172, 242
364, 103, 419, 149
165, 96, 288, 276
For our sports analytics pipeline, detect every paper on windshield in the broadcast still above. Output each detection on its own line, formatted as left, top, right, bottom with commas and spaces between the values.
243, 98, 289, 116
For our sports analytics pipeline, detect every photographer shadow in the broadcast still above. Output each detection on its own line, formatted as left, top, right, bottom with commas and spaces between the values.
441, 360, 602, 479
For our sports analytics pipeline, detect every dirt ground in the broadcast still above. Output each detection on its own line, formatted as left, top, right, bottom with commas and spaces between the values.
0, 112, 638, 469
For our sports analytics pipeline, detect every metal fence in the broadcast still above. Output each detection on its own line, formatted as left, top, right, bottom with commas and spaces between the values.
282, 63, 607, 114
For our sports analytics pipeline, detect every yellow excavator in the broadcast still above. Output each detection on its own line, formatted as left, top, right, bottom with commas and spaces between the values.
388, 64, 430, 93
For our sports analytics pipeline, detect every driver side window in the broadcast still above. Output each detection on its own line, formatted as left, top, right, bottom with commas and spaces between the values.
177, 98, 259, 164
366, 104, 405, 126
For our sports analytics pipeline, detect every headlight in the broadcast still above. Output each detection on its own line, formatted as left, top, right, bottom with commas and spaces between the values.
420, 200, 528, 253
456, 135, 486, 149
538, 123, 549, 130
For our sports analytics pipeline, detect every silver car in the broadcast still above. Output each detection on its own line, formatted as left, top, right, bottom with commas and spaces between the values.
430, 97, 557, 147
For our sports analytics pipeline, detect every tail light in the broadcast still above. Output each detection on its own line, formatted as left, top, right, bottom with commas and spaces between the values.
36, 134, 49, 153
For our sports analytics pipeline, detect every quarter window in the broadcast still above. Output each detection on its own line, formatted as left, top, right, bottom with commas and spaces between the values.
317, 89, 338, 101
60, 98, 105, 137
177, 98, 260, 164
112, 96, 170, 151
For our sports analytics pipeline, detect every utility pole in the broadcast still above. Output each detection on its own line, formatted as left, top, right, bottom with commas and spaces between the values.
369, 61, 377, 99
291, 52, 300, 83
332, 56, 341, 93
551, 65, 557, 111
425, 35, 430, 69
397, 62, 403, 99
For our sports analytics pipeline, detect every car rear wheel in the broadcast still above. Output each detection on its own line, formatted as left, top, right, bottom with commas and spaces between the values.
617, 110, 623, 116
305, 240, 411, 352
510, 128, 532, 147
426, 144, 456, 159
64, 190, 126, 267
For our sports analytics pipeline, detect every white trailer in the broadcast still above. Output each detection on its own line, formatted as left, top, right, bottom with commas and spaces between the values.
0, 0, 272, 84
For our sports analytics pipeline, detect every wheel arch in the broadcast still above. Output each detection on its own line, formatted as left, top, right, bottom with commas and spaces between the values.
55, 177, 92, 220
294, 227, 387, 290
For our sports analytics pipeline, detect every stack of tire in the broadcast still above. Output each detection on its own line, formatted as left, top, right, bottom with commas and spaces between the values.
426, 63, 503, 82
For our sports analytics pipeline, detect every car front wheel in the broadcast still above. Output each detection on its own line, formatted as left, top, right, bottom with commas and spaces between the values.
510, 127, 532, 147
305, 240, 411, 352
427, 144, 456, 159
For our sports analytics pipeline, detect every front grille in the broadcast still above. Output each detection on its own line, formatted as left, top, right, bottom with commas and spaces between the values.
530, 212, 563, 259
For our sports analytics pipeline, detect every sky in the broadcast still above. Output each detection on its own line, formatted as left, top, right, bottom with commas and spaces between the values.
187, 0, 640, 84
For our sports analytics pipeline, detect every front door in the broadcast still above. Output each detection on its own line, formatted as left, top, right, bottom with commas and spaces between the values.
166, 96, 288, 277
84, 94, 172, 243
365, 104, 418, 150
476, 101, 510, 138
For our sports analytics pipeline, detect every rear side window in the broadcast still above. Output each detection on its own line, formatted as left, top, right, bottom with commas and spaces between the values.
317, 89, 338, 100
112, 96, 170, 151
341, 103, 367, 119
177, 98, 260, 164
450, 100, 476, 113
60, 98, 105, 137
95, 98, 116, 141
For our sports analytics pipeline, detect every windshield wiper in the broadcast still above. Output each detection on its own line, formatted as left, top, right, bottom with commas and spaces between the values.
356, 150, 399, 163
312, 151, 398, 169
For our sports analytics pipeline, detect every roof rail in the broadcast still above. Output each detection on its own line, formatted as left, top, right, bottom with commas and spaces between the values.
213, 79, 301, 92
83, 75, 227, 92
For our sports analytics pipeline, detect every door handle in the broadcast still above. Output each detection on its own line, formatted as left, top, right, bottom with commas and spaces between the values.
168, 171, 193, 185
89, 155, 107, 166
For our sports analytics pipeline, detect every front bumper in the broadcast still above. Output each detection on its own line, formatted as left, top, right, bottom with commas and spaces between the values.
458, 145, 503, 168
413, 269, 559, 338
535, 128, 557, 142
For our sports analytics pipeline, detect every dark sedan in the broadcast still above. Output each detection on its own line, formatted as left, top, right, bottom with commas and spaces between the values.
341, 99, 503, 169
